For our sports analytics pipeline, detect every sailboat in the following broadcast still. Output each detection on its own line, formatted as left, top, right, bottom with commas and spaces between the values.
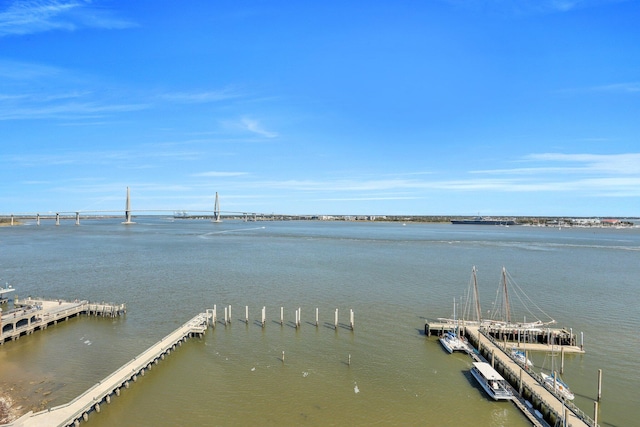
541, 347, 575, 400
439, 298, 470, 353
511, 347, 534, 368
487, 267, 556, 330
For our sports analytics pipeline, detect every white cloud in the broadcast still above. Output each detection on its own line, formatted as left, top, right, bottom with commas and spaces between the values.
192, 171, 249, 177
0, 0, 136, 37
0, 100, 149, 120
526, 153, 640, 174
159, 88, 244, 104
241, 118, 278, 138
440, 0, 624, 15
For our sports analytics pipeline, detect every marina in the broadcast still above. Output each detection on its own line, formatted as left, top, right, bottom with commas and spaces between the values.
0, 220, 637, 426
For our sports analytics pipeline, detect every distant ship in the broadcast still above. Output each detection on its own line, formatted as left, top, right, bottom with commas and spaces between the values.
451, 216, 517, 225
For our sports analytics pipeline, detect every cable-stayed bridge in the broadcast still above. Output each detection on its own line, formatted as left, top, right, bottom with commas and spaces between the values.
0, 189, 270, 225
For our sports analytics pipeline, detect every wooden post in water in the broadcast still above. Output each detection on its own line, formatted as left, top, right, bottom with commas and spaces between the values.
349, 309, 354, 330
597, 369, 602, 401
560, 347, 565, 374
298, 307, 301, 327
228, 305, 231, 323
280, 306, 284, 326
348, 354, 351, 366
245, 306, 249, 324
315, 307, 319, 327
594, 401, 598, 426
580, 331, 584, 351
282, 350, 285, 363
262, 306, 266, 327
224, 307, 228, 326
334, 308, 339, 329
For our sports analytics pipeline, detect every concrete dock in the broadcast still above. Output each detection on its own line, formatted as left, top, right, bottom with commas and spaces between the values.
459, 325, 596, 427
1, 298, 126, 345
5, 313, 207, 427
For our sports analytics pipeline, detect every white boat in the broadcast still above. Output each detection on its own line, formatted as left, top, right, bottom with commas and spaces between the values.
439, 298, 470, 353
511, 347, 534, 368
541, 371, 575, 400
439, 331, 470, 353
470, 362, 513, 400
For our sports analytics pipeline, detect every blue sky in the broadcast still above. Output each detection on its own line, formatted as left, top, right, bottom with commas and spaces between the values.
1, 0, 639, 217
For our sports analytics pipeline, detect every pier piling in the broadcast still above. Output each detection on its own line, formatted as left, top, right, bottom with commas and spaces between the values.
597, 369, 602, 401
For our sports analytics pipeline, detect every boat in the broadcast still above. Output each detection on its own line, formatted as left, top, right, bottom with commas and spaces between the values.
439, 330, 470, 353
541, 371, 575, 400
451, 216, 517, 225
511, 347, 534, 368
439, 298, 470, 353
470, 362, 513, 400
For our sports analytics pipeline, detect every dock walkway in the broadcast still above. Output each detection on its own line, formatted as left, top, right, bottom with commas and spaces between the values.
6, 313, 207, 427
466, 326, 595, 427
1, 298, 126, 345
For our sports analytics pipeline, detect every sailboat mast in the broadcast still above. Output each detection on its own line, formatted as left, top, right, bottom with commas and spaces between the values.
502, 267, 511, 324
472, 266, 482, 323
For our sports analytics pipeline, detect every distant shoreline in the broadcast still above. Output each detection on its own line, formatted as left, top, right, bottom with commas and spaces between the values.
1, 215, 638, 227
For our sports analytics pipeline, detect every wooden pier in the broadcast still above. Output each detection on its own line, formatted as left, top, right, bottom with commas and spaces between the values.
426, 320, 597, 427
1, 298, 126, 345
424, 320, 585, 353
5, 313, 207, 427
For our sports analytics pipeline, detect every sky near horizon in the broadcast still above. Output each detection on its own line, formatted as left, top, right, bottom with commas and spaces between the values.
1, 0, 639, 217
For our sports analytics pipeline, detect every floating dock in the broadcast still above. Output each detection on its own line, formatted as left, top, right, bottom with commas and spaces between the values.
5, 313, 207, 427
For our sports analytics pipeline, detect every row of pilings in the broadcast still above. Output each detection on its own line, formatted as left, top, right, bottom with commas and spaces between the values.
205, 304, 355, 330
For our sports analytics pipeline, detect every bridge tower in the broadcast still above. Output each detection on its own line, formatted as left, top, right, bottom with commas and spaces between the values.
123, 186, 135, 224
213, 192, 221, 223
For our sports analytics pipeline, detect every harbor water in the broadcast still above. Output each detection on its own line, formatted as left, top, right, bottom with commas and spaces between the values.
1, 219, 638, 426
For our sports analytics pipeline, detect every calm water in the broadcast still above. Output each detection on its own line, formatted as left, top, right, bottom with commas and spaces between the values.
1, 219, 638, 426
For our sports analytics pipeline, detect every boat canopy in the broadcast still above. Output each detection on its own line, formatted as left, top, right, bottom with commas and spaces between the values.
472, 362, 506, 381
